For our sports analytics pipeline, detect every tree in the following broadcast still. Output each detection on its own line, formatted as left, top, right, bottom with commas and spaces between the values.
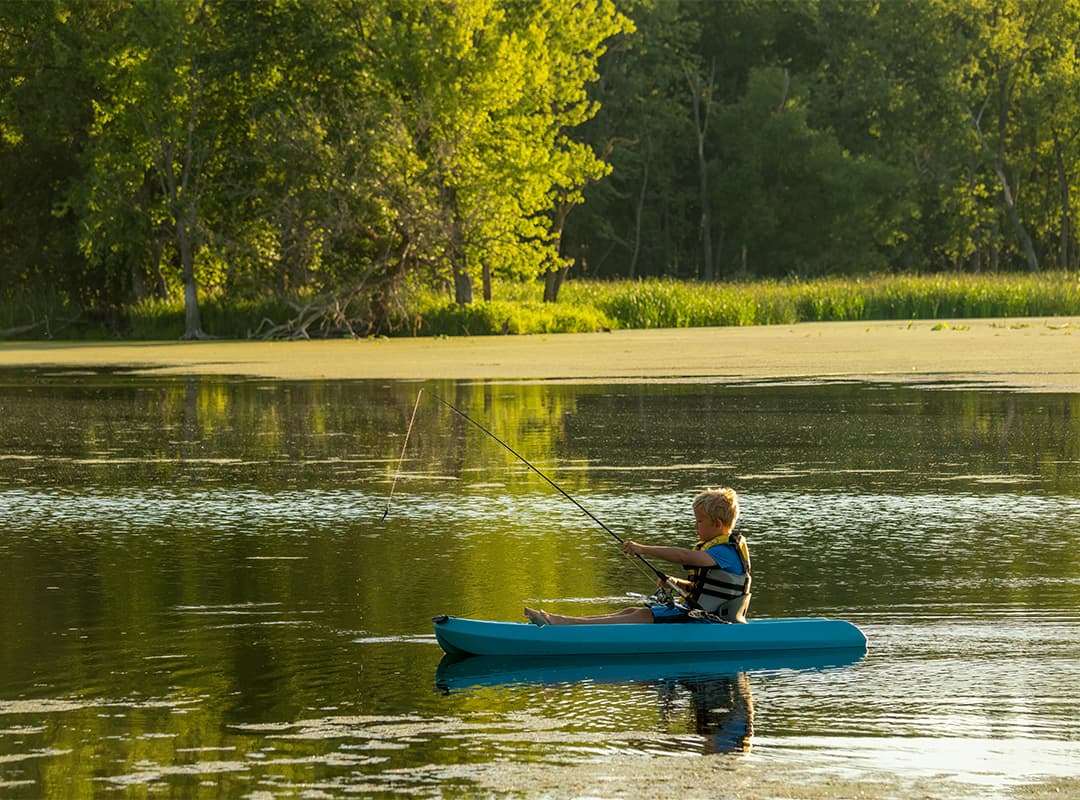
0, 0, 111, 324
816, 0, 1080, 274
78, 0, 235, 338
208, 0, 405, 336
11, 0, 1080, 339
565, 0, 701, 280
353, 0, 628, 309
685, 56, 717, 280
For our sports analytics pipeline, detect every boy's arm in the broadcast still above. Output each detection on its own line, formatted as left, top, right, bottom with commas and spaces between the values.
665, 575, 692, 592
623, 542, 715, 567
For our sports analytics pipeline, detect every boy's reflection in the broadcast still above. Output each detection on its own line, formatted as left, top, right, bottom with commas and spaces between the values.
655, 672, 754, 754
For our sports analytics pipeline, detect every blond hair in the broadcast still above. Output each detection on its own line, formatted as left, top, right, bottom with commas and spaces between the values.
693, 487, 739, 529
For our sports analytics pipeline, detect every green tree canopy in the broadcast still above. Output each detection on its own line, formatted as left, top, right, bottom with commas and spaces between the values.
4, 0, 1080, 338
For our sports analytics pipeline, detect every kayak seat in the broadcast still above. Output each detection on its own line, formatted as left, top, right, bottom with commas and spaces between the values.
690, 593, 751, 624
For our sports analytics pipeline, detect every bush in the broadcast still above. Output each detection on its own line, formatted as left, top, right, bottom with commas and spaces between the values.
127, 294, 298, 339
412, 299, 614, 336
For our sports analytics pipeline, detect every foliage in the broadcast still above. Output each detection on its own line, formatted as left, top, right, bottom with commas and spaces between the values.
409, 298, 614, 337
0, 0, 112, 307
6, 1, 1080, 338
1, 0, 627, 336
377, 273, 1080, 335
124, 293, 298, 340
568, 0, 1080, 280
5, 273, 1078, 339
565, 273, 1080, 328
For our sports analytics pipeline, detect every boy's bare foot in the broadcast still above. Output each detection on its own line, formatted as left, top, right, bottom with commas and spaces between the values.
524, 607, 548, 627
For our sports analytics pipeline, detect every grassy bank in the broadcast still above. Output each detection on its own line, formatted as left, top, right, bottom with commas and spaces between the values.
4, 272, 1080, 339
409, 271, 1080, 335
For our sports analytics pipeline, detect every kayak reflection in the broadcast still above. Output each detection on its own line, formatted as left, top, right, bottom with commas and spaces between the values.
436, 649, 864, 755
435, 647, 865, 691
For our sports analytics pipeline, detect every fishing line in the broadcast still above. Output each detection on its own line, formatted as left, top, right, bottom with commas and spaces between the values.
433, 394, 682, 595
382, 388, 423, 521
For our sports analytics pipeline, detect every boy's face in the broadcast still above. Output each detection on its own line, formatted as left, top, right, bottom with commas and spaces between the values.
694, 506, 721, 540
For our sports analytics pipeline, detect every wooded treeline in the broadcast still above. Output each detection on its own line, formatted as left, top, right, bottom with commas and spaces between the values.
3, 0, 1080, 338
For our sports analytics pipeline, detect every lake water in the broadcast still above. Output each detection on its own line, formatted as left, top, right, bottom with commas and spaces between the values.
0, 372, 1077, 799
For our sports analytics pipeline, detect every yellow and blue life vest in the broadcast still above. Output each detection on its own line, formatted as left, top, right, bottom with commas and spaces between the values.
685, 531, 752, 617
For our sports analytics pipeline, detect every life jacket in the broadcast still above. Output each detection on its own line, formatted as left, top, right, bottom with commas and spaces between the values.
685, 532, 752, 622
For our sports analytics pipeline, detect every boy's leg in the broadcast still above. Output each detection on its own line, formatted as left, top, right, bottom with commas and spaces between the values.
525, 606, 654, 625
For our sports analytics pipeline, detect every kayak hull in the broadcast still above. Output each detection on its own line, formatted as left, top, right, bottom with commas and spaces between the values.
432, 615, 867, 658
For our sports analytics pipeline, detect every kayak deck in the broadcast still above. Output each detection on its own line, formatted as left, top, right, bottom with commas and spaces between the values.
433, 615, 867, 658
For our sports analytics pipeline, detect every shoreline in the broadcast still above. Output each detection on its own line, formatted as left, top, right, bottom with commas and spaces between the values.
2, 317, 1079, 391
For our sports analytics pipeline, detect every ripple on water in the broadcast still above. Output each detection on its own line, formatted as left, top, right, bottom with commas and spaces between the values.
2, 378, 1079, 800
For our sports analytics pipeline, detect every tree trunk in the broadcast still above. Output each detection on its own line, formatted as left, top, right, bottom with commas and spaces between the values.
969, 84, 1040, 274
453, 266, 473, 305
543, 265, 568, 303
177, 214, 205, 339
182, 278, 203, 339
993, 68, 1038, 273
543, 197, 574, 303
685, 60, 716, 282
629, 140, 649, 280
443, 185, 473, 306
994, 160, 1039, 273
1054, 129, 1072, 269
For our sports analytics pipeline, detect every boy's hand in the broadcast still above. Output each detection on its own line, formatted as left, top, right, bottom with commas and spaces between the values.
661, 575, 690, 600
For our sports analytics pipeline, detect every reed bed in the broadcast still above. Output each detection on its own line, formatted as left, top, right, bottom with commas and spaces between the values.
558, 272, 1080, 329
4, 271, 1079, 339
408, 272, 1080, 335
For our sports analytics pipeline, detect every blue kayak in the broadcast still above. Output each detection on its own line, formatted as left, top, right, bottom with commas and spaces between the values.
432, 614, 867, 658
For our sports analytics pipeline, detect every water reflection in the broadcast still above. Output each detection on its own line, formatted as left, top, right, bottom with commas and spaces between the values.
657, 672, 754, 754
436, 650, 866, 756
434, 649, 866, 691
0, 371, 1078, 798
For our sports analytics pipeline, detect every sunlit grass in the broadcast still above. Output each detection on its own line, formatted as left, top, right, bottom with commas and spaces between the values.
3, 271, 1079, 339
405, 272, 1080, 335
411, 298, 613, 335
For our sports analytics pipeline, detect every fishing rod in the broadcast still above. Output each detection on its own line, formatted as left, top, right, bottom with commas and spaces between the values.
434, 394, 686, 598
382, 389, 424, 522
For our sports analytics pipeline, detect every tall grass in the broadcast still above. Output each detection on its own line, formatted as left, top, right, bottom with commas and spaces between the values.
411, 298, 614, 336
3, 272, 1079, 340
98, 271, 1080, 337
554, 272, 1080, 331
125, 295, 299, 339
409, 272, 1080, 334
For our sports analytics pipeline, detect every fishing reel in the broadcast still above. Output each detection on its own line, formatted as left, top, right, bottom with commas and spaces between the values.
626, 585, 675, 608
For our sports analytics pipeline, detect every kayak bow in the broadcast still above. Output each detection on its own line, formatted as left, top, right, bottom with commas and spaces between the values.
432, 615, 867, 658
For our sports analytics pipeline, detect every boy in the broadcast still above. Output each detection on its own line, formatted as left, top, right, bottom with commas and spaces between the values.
525, 487, 751, 625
